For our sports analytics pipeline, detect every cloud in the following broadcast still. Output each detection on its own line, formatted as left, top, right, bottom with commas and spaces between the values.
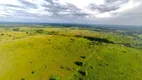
42, 0, 89, 20
88, 0, 130, 13
0, 0, 141, 25
1, 4, 23, 8
88, 3, 120, 13
105, 0, 129, 3
18, 0, 38, 9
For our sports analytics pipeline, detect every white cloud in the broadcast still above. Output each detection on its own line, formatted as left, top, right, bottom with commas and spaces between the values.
55, 0, 141, 18
111, 0, 141, 13
96, 13, 112, 18
91, 0, 142, 18
0, 0, 141, 18
58, 0, 105, 9
0, 0, 141, 25
0, 0, 19, 5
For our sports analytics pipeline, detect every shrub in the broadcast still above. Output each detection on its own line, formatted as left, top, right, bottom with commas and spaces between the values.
13, 28, 20, 31
9, 35, 11, 37
74, 61, 83, 66
1, 34, 4, 36
60, 66, 64, 69
78, 70, 86, 76
36, 29, 44, 34
80, 56, 86, 59
31, 71, 35, 74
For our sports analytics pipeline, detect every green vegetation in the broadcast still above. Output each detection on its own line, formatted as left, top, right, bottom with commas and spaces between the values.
0, 25, 141, 80
49, 75, 60, 80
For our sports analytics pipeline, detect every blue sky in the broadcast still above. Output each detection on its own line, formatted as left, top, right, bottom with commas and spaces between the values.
0, 0, 142, 25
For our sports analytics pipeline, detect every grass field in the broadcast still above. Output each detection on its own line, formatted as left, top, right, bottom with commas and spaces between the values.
0, 26, 142, 80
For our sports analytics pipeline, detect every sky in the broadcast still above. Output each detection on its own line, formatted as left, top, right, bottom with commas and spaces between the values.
0, 0, 142, 25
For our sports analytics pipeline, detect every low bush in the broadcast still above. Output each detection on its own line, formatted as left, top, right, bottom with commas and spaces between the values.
74, 61, 83, 66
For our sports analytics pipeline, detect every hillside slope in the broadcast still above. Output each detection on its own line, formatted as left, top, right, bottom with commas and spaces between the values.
0, 27, 141, 80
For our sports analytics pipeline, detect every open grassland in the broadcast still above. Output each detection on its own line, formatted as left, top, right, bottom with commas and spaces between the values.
0, 26, 142, 80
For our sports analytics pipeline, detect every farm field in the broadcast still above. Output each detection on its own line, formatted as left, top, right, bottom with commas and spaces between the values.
0, 25, 142, 80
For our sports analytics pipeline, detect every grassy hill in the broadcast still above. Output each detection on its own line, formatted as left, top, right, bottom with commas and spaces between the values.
0, 26, 142, 80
